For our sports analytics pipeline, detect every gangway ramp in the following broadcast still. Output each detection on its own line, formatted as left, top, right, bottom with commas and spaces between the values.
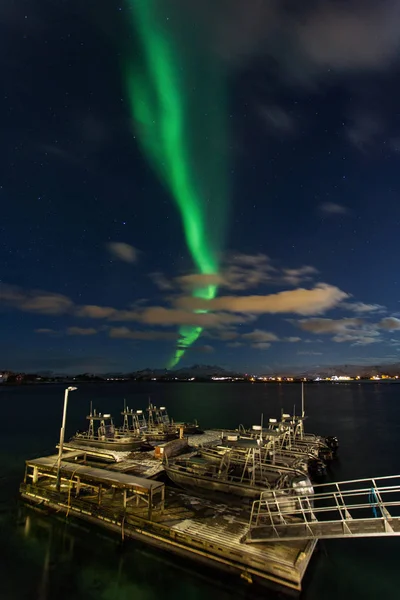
245, 475, 400, 543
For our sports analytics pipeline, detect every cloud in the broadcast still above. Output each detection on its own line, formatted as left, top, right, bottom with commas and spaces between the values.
1, 284, 25, 304
285, 337, 302, 343
138, 306, 248, 328
297, 317, 364, 334
107, 242, 138, 264
242, 329, 279, 343
183, 1, 400, 77
281, 266, 318, 286
258, 105, 294, 134
152, 254, 318, 295
35, 327, 98, 336
175, 273, 224, 291
108, 327, 179, 341
295, 2, 400, 71
295, 317, 381, 346
76, 305, 118, 319
39, 144, 81, 166
334, 334, 380, 346
214, 253, 276, 291
342, 302, 386, 313
252, 342, 271, 350
22, 293, 73, 315
198, 344, 214, 353
176, 283, 348, 316
150, 272, 174, 291
346, 113, 383, 150
1, 284, 73, 315
217, 254, 317, 290
319, 202, 349, 215
67, 327, 98, 336
227, 341, 244, 348
379, 317, 400, 331
180, 344, 215, 354
232, 253, 271, 267
215, 331, 239, 341
297, 351, 323, 356
1, 282, 252, 329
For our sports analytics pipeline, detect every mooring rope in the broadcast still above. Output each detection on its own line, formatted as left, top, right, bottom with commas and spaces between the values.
66, 467, 80, 518
368, 488, 380, 518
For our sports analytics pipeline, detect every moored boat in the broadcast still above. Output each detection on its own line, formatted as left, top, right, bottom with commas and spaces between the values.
165, 448, 313, 511
175, 420, 204, 435
143, 403, 179, 442
70, 408, 146, 452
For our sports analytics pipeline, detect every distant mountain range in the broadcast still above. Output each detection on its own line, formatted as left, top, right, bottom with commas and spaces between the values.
298, 363, 400, 378
128, 364, 242, 379
29, 361, 400, 380
129, 362, 400, 379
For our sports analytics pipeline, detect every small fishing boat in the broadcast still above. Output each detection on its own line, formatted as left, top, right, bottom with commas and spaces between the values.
70, 408, 146, 452
175, 419, 204, 435
143, 403, 179, 442
120, 405, 149, 435
212, 421, 327, 481
221, 383, 339, 463
165, 445, 314, 511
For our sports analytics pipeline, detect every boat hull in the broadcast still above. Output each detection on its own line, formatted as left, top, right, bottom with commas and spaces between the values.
69, 436, 144, 452
144, 432, 178, 442
165, 466, 297, 511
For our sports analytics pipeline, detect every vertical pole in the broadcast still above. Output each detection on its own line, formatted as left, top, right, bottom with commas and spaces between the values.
33, 466, 38, 484
98, 484, 102, 505
56, 388, 69, 491
301, 381, 305, 418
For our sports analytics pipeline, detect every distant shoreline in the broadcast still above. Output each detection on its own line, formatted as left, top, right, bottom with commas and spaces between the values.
2, 379, 400, 386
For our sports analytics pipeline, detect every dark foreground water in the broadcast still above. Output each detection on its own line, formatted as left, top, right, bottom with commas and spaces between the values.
1, 382, 400, 600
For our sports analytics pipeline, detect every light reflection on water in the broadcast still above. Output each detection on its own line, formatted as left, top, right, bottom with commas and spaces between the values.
1, 382, 399, 599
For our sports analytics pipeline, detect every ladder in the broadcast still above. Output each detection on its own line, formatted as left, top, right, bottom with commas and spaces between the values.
246, 475, 400, 543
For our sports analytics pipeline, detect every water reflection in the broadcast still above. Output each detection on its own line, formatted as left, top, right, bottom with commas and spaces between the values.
16, 507, 256, 600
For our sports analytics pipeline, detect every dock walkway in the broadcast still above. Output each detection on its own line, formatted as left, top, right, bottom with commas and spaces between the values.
246, 475, 400, 542
20, 454, 316, 593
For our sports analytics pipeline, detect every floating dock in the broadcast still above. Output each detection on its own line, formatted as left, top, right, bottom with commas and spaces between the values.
20, 451, 316, 593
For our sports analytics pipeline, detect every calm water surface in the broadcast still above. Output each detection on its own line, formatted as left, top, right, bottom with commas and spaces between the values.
1, 382, 399, 599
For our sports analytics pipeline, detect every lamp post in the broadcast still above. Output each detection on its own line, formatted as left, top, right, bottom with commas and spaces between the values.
56, 386, 77, 491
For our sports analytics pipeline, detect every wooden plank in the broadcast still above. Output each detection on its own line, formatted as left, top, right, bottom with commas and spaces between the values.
172, 516, 308, 567
27, 456, 164, 492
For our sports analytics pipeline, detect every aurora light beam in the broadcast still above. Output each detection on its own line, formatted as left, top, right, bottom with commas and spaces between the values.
124, 0, 228, 366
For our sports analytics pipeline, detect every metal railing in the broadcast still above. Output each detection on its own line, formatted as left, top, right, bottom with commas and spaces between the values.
246, 475, 400, 542
20, 482, 126, 523
20, 483, 170, 538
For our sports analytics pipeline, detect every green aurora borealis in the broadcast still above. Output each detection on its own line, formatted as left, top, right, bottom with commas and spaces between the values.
124, 0, 228, 366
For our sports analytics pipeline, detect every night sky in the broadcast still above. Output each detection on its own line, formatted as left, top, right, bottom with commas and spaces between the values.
2, 0, 400, 374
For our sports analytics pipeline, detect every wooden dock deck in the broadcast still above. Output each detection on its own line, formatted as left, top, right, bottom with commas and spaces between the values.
19, 453, 317, 593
